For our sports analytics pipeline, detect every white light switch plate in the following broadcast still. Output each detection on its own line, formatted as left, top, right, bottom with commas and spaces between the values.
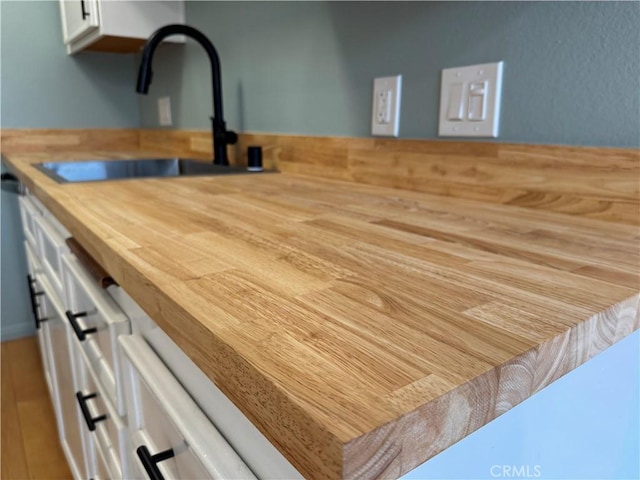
438, 62, 503, 137
371, 75, 402, 137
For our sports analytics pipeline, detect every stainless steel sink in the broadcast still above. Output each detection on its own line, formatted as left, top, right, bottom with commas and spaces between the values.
35, 158, 266, 184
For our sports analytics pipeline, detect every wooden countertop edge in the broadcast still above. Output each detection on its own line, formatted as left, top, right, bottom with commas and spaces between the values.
343, 295, 640, 478
3, 156, 347, 478
4, 153, 639, 479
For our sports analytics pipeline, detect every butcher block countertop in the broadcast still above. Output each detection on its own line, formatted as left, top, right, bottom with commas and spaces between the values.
3, 149, 639, 479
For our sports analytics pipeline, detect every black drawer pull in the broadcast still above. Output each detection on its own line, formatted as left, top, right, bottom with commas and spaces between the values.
27, 275, 46, 329
1, 172, 18, 182
136, 445, 175, 480
1, 172, 22, 194
80, 0, 89, 19
75, 391, 106, 431
65, 310, 97, 341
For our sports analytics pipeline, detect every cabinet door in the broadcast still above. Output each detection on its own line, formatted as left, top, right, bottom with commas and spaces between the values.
31, 273, 60, 415
59, 0, 99, 43
46, 283, 94, 480
25, 242, 51, 386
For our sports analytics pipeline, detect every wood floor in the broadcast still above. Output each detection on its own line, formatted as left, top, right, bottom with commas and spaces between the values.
1, 336, 72, 479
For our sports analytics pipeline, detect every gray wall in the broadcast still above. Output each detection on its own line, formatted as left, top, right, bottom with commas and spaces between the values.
138, 1, 640, 147
1, 0, 637, 339
1, 164, 32, 341
0, 0, 140, 340
1, 0, 140, 128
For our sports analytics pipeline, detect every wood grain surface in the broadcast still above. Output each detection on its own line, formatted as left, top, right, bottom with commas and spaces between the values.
138, 129, 640, 226
3, 129, 636, 224
1, 129, 138, 153
2, 130, 639, 479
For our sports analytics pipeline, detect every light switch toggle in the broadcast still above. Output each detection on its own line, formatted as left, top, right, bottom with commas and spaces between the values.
468, 81, 488, 121
447, 82, 465, 121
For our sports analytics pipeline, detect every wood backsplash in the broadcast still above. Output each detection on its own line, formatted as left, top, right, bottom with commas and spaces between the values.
139, 130, 640, 226
1, 129, 139, 153
2, 128, 638, 225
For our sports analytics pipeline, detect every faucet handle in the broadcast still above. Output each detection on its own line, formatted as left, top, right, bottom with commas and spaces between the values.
224, 130, 238, 145
212, 124, 238, 145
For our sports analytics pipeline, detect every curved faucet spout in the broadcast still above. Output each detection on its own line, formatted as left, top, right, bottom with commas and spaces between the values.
136, 24, 237, 166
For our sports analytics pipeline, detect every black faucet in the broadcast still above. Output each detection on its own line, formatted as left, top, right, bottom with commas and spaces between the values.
136, 24, 237, 166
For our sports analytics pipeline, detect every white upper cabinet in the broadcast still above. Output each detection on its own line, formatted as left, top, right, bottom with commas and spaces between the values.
58, 0, 185, 55
59, 0, 99, 44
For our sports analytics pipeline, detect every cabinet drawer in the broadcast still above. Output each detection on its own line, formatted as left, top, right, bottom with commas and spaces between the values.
119, 335, 256, 480
76, 344, 127, 480
33, 211, 70, 299
63, 254, 130, 416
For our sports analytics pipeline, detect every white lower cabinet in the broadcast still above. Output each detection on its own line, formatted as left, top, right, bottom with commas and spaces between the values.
39, 273, 93, 480
109, 287, 304, 479
119, 335, 256, 480
18, 192, 129, 480
62, 254, 130, 416
29, 271, 70, 453
24, 242, 53, 392
74, 336, 128, 480
19, 192, 297, 480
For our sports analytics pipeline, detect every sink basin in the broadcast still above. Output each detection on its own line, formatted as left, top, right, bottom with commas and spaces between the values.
34, 158, 266, 184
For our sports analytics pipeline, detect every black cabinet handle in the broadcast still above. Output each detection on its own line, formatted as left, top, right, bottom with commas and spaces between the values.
1, 173, 18, 182
136, 446, 175, 480
80, 0, 89, 19
27, 275, 46, 329
1, 172, 21, 194
75, 391, 106, 431
65, 310, 96, 341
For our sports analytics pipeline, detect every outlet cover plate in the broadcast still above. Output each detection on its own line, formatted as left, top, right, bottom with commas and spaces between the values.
438, 61, 503, 138
158, 96, 172, 126
371, 75, 402, 137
